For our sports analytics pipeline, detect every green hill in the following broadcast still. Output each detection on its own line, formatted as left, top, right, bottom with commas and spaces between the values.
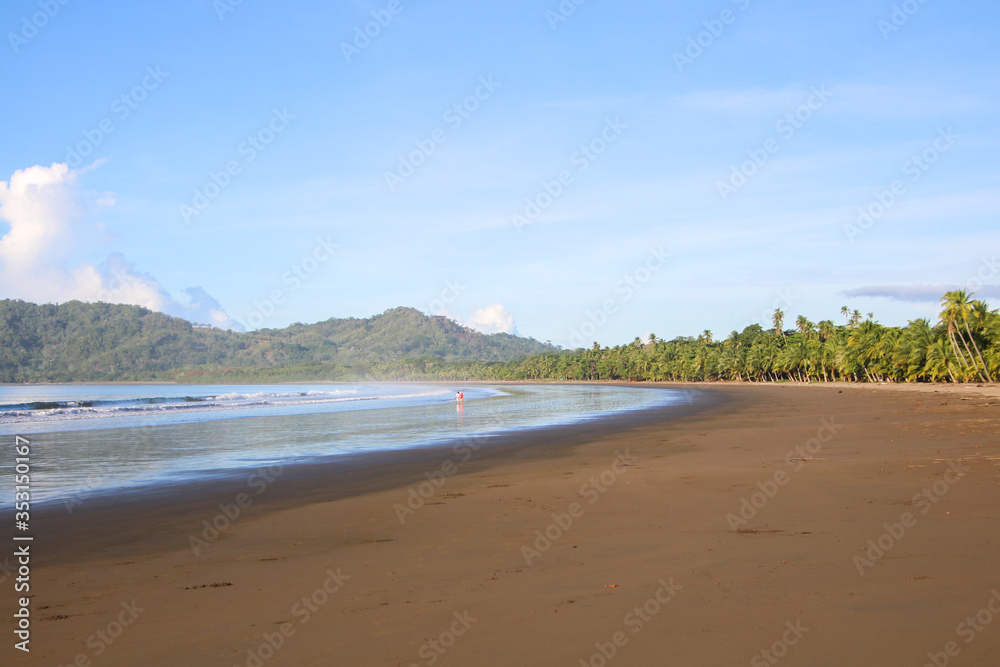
0, 300, 556, 382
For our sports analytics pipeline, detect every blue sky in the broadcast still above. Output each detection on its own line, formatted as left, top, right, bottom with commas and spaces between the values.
1, 0, 997, 347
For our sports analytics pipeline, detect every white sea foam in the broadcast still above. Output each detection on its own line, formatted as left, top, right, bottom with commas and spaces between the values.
0, 386, 451, 425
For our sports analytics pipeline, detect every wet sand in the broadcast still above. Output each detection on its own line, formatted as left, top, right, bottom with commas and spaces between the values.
4, 383, 999, 666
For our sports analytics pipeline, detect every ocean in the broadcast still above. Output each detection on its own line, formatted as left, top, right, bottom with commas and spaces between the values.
0, 382, 690, 505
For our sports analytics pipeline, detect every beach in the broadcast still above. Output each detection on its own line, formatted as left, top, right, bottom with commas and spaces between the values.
4, 383, 999, 666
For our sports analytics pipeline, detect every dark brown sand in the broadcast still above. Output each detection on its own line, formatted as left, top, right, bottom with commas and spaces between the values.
3, 383, 999, 666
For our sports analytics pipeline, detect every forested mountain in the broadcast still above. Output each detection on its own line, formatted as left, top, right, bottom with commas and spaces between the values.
0, 300, 556, 382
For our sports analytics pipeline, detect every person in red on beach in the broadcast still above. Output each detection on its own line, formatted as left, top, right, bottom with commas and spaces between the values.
455, 391, 464, 403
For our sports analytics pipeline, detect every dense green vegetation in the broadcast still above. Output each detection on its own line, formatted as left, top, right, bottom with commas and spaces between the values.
2, 292, 996, 384
459, 291, 998, 384
0, 300, 555, 382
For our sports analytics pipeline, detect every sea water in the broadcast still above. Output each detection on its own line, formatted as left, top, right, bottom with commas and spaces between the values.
0, 383, 690, 504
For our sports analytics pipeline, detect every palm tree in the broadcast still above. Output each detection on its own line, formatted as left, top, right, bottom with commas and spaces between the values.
840, 306, 850, 326
778, 336, 815, 382
772, 309, 784, 337
940, 290, 991, 382
966, 299, 994, 382
817, 333, 842, 382
795, 315, 814, 338
924, 337, 958, 383
846, 321, 885, 382
895, 318, 934, 382
760, 334, 782, 380
817, 319, 836, 342
874, 327, 899, 381
972, 301, 1000, 380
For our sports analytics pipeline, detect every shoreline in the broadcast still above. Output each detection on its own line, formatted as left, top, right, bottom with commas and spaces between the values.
5, 383, 999, 666
1, 382, 697, 512
7, 385, 719, 568
3, 377, 998, 388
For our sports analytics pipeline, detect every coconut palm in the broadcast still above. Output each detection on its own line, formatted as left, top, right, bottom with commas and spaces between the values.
795, 315, 815, 339
940, 290, 990, 382
924, 337, 958, 383
846, 321, 885, 381
967, 299, 994, 382
817, 334, 842, 382
772, 309, 784, 337
817, 319, 836, 342
895, 318, 934, 382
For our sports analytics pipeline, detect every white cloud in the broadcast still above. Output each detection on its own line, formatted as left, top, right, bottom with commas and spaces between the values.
0, 162, 242, 330
464, 303, 517, 335
177, 286, 237, 328
0, 162, 78, 272
92, 252, 172, 311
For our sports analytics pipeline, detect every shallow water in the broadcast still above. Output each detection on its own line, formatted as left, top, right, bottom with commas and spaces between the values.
0, 383, 689, 504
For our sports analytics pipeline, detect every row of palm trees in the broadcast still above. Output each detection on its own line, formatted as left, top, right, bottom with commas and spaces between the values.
455, 291, 998, 384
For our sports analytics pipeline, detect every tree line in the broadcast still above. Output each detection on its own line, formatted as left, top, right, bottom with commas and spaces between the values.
415, 290, 998, 384
1, 291, 994, 384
